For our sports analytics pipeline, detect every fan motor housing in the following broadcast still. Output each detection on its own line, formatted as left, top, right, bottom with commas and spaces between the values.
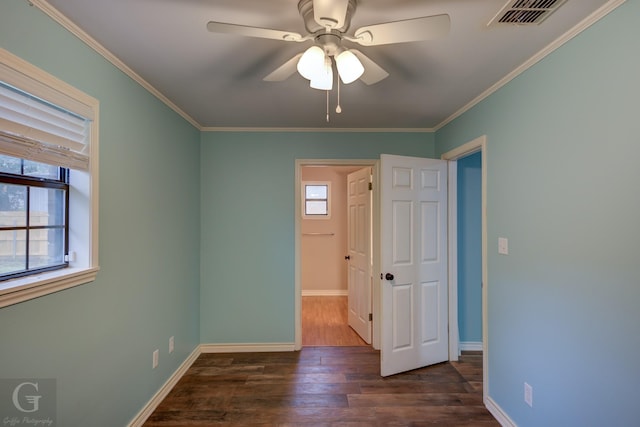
315, 32, 344, 56
298, 0, 357, 33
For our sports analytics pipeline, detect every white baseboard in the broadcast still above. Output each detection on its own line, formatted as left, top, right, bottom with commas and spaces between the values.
485, 396, 517, 427
128, 345, 201, 427
201, 342, 296, 353
301, 290, 348, 296
460, 341, 483, 352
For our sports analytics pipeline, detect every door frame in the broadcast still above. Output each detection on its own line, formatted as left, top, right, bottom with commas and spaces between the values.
295, 159, 381, 350
441, 135, 488, 400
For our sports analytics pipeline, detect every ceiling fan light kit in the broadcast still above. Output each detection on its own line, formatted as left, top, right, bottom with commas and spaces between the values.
298, 45, 364, 90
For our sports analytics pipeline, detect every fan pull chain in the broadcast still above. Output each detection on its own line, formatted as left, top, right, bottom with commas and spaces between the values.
336, 76, 342, 114
326, 90, 330, 123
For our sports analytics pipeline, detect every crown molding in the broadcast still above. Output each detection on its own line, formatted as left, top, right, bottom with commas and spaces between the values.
434, 0, 627, 131
29, 0, 201, 130
200, 126, 434, 133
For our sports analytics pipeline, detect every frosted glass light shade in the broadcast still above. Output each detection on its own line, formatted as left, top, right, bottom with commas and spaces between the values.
335, 50, 364, 84
297, 46, 325, 81
310, 57, 333, 90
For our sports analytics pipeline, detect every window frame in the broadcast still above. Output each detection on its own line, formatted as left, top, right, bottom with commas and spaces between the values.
0, 48, 99, 308
302, 181, 331, 220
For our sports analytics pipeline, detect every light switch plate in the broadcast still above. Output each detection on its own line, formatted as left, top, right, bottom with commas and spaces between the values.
498, 237, 509, 255
524, 382, 533, 407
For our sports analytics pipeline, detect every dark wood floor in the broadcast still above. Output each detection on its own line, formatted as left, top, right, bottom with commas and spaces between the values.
144, 348, 498, 426
145, 297, 495, 425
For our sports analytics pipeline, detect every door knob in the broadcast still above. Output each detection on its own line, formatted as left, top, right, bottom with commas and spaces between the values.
345, 255, 351, 260
385, 273, 394, 281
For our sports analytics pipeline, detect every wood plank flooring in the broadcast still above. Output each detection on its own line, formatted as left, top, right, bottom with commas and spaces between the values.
302, 296, 367, 346
145, 297, 496, 425
144, 348, 497, 426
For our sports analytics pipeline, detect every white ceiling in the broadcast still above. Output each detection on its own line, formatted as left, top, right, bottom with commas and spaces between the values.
43, 0, 613, 130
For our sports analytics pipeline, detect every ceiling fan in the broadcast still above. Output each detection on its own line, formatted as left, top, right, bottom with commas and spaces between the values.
207, 0, 450, 89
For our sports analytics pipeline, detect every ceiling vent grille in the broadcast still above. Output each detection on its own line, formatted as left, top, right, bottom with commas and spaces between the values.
488, 0, 568, 26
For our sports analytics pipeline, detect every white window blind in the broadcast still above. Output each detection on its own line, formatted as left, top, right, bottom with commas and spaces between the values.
0, 81, 91, 171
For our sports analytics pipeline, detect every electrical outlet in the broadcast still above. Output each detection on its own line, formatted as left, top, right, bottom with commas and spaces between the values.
169, 336, 174, 354
152, 349, 159, 369
524, 382, 533, 407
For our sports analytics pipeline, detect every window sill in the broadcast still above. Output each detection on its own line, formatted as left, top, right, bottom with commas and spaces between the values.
0, 266, 100, 309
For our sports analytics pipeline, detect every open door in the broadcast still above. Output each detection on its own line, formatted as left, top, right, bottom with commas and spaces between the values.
380, 154, 448, 377
347, 167, 372, 344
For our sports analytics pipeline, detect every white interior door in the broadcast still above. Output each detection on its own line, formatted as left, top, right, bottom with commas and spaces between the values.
347, 167, 372, 344
380, 154, 448, 377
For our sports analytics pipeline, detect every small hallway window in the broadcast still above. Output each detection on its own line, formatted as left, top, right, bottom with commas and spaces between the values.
303, 182, 330, 218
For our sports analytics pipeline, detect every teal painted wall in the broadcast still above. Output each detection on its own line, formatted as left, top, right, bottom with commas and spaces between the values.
0, 2, 201, 426
457, 151, 482, 344
436, 1, 640, 425
6, 0, 639, 424
199, 132, 434, 343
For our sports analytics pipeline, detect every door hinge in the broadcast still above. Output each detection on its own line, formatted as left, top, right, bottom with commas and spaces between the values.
368, 182, 373, 191
369, 313, 373, 322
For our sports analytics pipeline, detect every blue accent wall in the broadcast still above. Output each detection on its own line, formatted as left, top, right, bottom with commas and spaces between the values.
436, 1, 640, 425
199, 132, 434, 343
457, 151, 482, 344
0, 2, 201, 426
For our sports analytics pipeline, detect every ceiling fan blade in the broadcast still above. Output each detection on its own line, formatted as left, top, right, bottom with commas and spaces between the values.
313, 0, 350, 29
207, 21, 308, 42
350, 50, 389, 85
351, 14, 450, 46
263, 53, 304, 82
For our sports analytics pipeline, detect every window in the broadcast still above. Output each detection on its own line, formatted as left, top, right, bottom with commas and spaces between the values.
303, 182, 330, 218
0, 48, 99, 308
0, 156, 69, 280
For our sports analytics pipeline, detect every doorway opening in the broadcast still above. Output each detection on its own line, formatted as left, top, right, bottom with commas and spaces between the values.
295, 160, 378, 349
442, 135, 488, 399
